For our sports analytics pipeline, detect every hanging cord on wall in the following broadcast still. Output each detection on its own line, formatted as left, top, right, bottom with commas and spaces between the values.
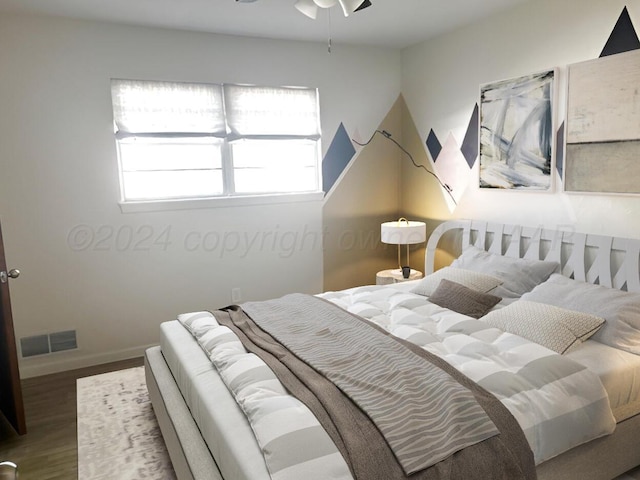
353, 130, 457, 206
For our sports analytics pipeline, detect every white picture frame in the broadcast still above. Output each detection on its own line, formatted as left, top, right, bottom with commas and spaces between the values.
479, 69, 556, 191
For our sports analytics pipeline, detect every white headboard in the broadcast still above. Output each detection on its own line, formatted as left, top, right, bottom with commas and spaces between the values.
425, 219, 640, 293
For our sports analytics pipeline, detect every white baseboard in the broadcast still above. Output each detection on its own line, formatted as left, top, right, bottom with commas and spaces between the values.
18, 344, 157, 379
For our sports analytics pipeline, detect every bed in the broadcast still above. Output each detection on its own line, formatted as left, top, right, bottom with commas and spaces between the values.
145, 219, 640, 480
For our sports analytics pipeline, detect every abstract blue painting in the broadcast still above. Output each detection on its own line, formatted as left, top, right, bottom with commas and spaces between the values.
479, 70, 555, 190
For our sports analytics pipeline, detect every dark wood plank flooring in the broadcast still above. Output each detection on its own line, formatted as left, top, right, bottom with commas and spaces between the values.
0, 357, 144, 480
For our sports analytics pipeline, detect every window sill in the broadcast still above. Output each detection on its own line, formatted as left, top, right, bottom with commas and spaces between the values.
118, 191, 325, 213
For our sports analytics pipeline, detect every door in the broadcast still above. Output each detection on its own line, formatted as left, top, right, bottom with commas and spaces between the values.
0, 222, 26, 435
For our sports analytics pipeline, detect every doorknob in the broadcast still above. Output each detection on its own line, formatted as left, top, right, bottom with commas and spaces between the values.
0, 269, 20, 283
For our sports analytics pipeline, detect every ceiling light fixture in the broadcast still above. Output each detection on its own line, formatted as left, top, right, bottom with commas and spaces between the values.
294, 0, 371, 19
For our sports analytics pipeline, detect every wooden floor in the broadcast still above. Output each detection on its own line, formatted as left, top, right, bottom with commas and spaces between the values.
0, 357, 144, 480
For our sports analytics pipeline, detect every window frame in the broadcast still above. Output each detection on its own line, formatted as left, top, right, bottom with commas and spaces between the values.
111, 79, 323, 212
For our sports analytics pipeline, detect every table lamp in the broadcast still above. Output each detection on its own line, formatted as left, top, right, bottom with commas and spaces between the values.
380, 218, 427, 278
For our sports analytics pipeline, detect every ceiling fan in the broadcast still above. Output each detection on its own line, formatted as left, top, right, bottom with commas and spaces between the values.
294, 0, 372, 18
236, 0, 372, 20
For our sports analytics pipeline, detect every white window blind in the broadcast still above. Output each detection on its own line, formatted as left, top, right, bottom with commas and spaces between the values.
110, 79, 321, 204
224, 84, 321, 138
111, 80, 226, 137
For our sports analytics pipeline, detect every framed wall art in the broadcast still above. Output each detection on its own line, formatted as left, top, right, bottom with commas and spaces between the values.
564, 49, 640, 194
479, 69, 555, 190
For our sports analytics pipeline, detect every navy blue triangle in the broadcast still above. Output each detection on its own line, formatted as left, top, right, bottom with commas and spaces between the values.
426, 129, 442, 162
322, 123, 356, 194
601, 7, 640, 57
461, 104, 479, 168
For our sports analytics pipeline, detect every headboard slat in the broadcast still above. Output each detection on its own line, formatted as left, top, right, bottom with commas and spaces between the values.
562, 233, 586, 282
586, 235, 613, 288
614, 240, 640, 291
473, 222, 487, 250
522, 227, 542, 261
504, 225, 522, 258
544, 228, 563, 264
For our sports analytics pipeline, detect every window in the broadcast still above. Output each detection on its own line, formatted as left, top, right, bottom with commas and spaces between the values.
110, 79, 322, 205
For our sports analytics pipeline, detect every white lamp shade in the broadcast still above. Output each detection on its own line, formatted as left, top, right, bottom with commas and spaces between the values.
380, 220, 426, 245
294, 0, 318, 18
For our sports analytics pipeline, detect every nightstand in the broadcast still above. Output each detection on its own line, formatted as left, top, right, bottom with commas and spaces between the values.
376, 269, 423, 285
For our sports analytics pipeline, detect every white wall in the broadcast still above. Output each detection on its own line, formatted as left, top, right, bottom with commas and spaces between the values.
0, 13, 401, 377
402, 0, 640, 239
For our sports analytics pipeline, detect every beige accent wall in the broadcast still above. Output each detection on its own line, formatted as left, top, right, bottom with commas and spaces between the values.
323, 95, 453, 290
399, 104, 455, 271
323, 98, 404, 291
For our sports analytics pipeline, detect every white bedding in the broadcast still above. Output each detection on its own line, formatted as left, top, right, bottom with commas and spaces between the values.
565, 340, 640, 421
320, 285, 616, 465
367, 281, 640, 418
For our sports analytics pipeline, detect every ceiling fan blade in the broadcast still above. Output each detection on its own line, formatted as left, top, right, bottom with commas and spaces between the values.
337, 0, 371, 16
313, 0, 338, 8
294, 0, 319, 19
354, 0, 371, 12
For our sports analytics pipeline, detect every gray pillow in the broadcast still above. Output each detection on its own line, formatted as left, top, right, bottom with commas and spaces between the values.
521, 274, 640, 355
428, 279, 501, 319
410, 266, 503, 297
450, 245, 559, 298
482, 300, 605, 354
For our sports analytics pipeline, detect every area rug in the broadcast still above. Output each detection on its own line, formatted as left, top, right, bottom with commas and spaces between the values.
77, 366, 176, 480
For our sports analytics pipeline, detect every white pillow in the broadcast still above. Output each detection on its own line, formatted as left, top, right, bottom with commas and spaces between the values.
482, 300, 605, 354
410, 266, 503, 297
521, 274, 640, 355
450, 246, 559, 298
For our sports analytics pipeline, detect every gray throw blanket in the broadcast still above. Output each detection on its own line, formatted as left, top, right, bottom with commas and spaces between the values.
214, 293, 536, 480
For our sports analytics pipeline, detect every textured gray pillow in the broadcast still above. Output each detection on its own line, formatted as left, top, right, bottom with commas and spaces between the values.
428, 279, 502, 319
521, 274, 640, 355
410, 266, 503, 297
482, 300, 605, 354
450, 245, 559, 298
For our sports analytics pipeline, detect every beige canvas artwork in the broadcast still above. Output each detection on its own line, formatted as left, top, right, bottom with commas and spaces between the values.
565, 49, 640, 194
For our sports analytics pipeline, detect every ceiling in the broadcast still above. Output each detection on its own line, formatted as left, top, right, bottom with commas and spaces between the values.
0, 0, 531, 49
